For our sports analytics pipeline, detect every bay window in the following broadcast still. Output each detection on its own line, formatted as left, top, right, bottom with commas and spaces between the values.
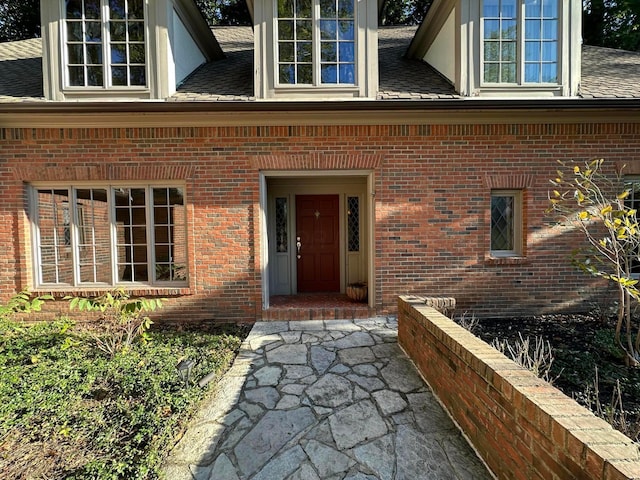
33, 185, 187, 287
482, 0, 558, 84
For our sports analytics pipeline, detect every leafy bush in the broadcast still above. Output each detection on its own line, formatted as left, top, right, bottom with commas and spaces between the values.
0, 289, 53, 321
0, 319, 247, 479
68, 289, 163, 357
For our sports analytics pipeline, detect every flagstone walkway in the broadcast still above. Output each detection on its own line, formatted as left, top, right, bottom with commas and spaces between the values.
163, 318, 493, 479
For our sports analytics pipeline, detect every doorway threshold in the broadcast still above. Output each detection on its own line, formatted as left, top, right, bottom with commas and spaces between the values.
263, 293, 373, 321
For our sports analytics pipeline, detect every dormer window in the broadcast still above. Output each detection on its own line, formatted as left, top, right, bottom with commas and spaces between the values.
482, 0, 558, 85
276, 0, 355, 86
64, 0, 146, 88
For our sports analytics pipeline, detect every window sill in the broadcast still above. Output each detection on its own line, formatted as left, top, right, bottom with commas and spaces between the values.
32, 287, 192, 298
484, 255, 528, 266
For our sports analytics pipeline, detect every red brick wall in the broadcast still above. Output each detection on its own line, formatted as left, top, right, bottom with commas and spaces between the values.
1, 122, 639, 322
398, 296, 640, 480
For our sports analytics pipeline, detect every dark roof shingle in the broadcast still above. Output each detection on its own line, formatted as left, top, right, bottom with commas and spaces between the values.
1, 27, 639, 102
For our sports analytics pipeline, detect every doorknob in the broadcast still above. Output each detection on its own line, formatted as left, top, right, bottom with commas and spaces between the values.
296, 237, 301, 259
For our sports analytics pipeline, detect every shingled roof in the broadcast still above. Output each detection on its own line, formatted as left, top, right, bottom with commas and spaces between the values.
1, 26, 639, 103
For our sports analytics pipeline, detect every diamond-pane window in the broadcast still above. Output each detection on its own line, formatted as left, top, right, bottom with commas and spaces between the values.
490, 190, 522, 256
276, 197, 288, 253
347, 196, 359, 252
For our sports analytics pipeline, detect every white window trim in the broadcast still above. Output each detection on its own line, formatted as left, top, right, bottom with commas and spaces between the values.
60, 0, 150, 91
490, 189, 523, 257
30, 182, 188, 289
480, 0, 560, 87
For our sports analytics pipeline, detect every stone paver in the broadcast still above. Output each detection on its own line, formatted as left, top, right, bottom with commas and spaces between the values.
163, 317, 492, 479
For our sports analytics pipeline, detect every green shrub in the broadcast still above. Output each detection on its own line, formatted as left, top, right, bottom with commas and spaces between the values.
0, 319, 246, 479
68, 289, 164, 357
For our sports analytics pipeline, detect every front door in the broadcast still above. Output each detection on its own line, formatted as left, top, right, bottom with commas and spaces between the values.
296, 195, 340, 292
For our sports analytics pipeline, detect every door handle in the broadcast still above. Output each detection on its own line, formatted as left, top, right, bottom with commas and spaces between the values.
296, 237, 301, 259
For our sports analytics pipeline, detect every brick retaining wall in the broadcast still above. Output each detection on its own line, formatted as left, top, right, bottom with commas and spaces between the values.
398, 295, 640, 480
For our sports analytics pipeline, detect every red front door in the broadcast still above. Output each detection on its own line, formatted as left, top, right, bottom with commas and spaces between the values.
296, 195, 340, 292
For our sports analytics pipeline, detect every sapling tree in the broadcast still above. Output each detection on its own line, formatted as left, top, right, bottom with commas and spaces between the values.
549, 158, 640, 366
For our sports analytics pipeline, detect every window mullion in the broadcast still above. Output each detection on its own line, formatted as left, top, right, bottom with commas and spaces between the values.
518, 0, 524, 84
313, 0, 320, 86
108, 186, 119, 285
102, 0, 110, 88
70, 188, 80, 286
147, 187, 156, 285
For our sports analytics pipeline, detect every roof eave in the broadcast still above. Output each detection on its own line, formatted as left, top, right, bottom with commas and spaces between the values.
1, 98, 640, 128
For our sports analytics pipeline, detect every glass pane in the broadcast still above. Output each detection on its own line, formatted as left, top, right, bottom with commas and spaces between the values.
338, 42, 354, 62
483, 0, 499, 17
85, 22, 102, 42
68, 44, 84, 64
321, 64, 337, 83
279, 64, 295, 83
321, 42, 337, 62
155, 244, 170, 261
128, 21, 144, 41
543, 0, 558, 18
297, 42, 312, 62
68, 66, 85, 85
543, 20, 557, 40
66, 21, 83, 42
278, 20, 294, 40
501, 63, 516, 82
502, 19, 516, 39
320, 0, 336, 17
111, 44, 127, 63
484, 19, 500, 39
502, 41, 515, 61
297, 20, 312, 40
275, 198, 288, 253
112, 66, 127, 85
66, 0, 83, 18
86, 44, 102, 64
129, 43, 145, 63
347, 196, 359, 252
110, 21, 126, 41
502, 0, 517, 18
525, 41, 540, 61
491, 195, 514, 251
484, 63, 499, 83
484, 41, 499, 61
278, 0, 294, 17
542, 41, 557, 61
339, 64, 354, 83
338, 21, 354, 40
524, 0, 541, 17
129, 66, 146, 85
320, 20, 337, 40
279, 43, 294, 62
129, 0, 144, 19
338, 0, 354, 17
297, 64, 313, 83
525, 19, 541, 40
85, 0, 102, 19
296, 0, 312, 17
110, 0, 126, 19
86, 66, 103, 86
524, 63, 539, 82
541, 63, 557, 82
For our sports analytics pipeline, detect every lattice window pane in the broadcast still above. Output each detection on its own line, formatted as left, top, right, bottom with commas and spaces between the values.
491, 195, 514, 251
276, 197, 288, 252
348, 196, 360, 252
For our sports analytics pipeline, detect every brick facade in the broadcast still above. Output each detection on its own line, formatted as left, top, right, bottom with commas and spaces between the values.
1, 121, 640, 323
